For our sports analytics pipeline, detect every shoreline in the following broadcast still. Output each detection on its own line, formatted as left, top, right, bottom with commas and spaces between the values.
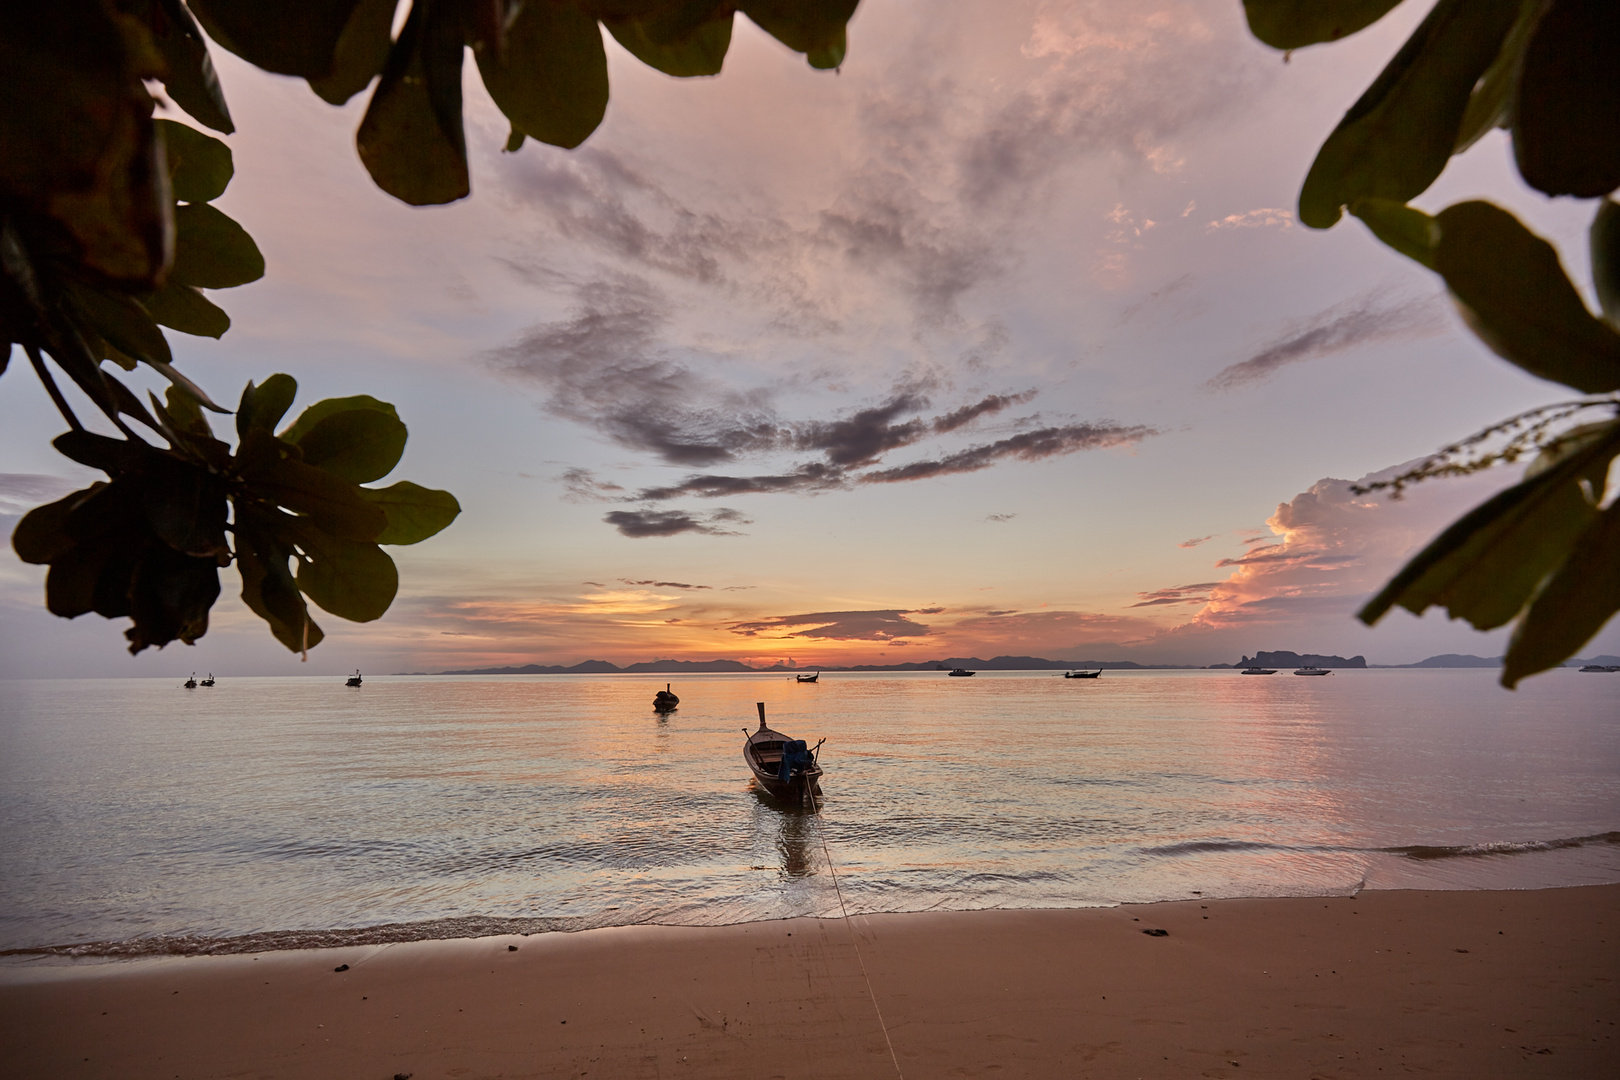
4, 884, 1615, 1078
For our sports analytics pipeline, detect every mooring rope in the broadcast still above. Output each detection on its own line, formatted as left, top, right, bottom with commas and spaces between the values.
811, 789, 906, 1080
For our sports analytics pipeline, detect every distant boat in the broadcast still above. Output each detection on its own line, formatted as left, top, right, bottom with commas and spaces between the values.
743, 702, 823, 804
1241, 667, 1276, 675
653, 683, 679, 712
795, 671, 820, 683
1579, 664, 1620, 672
184, 673, 197, 689
1294, 667, 1332, 676
1063, 670, 1101, 679
947, 668, 976, 677
346, 670, 362, 687
200, 673, 215, 687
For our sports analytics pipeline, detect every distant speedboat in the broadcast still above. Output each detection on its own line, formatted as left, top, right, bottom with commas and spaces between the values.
1294, 667, 1332, 676
200, 673, 215, 687
184, 673, 197, 689
653, 683, 679, 712
743, 702, 823, 804
796, 671, 820, 683
1063, 670, 1101, 679
1241, 667, 1276, 675
947, 668, 976, 677
346, 670, 362, 687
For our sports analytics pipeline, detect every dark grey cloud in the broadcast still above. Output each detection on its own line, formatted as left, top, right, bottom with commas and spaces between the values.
985, 513, 1016, 523
1129, 582, 1222, 608
1206, 291, 1445, 391
1178, 535, 1215, 548
859, 422, 1156, 484
603, 508, 749, 539
730, 609, 934, 641
620, 579, 711, 590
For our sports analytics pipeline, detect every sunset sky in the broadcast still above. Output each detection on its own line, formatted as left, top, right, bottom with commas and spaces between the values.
3, 0, 1617, 677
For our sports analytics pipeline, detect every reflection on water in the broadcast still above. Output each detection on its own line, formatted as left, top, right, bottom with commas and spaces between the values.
1, 669, 1617, 956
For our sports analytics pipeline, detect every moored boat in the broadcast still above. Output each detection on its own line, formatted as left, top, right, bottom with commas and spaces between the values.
1063, 669, 1101, 679
795, 671, 820, 683
1241, 667, 1276, 675
947, 668, 976, 677
346, 670, 362, 687
184, 673, 197, 689
1294, 666, 1332, 676
653, 683, 679, 712
743, 703, 823, 804
200, 673, 215, 687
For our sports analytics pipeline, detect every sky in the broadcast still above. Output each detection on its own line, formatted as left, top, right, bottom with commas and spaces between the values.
3, 0, 1617, 677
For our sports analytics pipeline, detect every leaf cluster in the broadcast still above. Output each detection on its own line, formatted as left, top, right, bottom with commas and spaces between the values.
1243, 0, 1620, 685
13, 376, 460, 655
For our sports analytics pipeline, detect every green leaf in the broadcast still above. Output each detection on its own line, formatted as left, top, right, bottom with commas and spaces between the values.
355, 0, 469, 205
1512, 0, 1620, 198
144, 280, 230, 338
1298, 0, 1520, 229
292, 408, 408, 484
280, 394, 400, 445
604, 9, 733, 78
806, 30, 846, 70
476, 1, 609, 150
1360, 421, 1620, 629
237, 374, 299, 440
1451, 0, 1539, 153
12, 486, 97, 565
156, 119, 233, 203
149, 0, 235, 133
307, 0, 397, 105
1241, 0, 1406, 49
186, 0, 361, 79
1503, 496, 1620, 688
739, 1, 860, 60
234, 504, 325, 654
1349, 198, 1437, 270
292, 525, 399, 623
146, 359, 232, 414
123, 538, 221, 652
1594, 199, 1620, 327
362, 480, 461, 544
63, 280, 173, 367
171, 203, 265, 288
235, 429, 388, 541
1435, 201, 1620, 393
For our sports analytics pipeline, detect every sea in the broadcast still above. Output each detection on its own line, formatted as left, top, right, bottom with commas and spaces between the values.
1, 669, 1617, 961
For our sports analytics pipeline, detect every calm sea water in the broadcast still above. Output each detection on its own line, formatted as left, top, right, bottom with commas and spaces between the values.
1, 670, 1617, 959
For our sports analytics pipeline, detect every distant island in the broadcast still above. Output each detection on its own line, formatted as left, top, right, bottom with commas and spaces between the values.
1212, 651, 1367, 669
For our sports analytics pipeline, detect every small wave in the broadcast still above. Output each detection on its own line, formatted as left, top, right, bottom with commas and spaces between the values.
1142, 839, 1284, 857
1384, 831, 1620, 861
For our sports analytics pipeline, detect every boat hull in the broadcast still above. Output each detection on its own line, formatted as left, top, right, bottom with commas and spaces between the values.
744, 726, 823, 802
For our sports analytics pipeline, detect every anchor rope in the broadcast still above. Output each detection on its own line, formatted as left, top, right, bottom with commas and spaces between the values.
811, 787, 906, 1080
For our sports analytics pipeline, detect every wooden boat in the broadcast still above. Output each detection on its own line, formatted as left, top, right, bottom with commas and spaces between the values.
795, 671, 820, 683
1294, 666, 1332, 676
743, 703, 823, 803
653, 683, 679, 712
200, 673, 215, 687
346, 670, 362, 687
1063, 669, 1101, 679
1241, 667, 1276, 675
947, 668, 976, 677
184, 673, 197, 689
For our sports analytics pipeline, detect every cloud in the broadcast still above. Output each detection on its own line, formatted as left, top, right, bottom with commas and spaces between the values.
1206, 289, 1446, 391
1177, 534, 1214, 548
0, 473, 76, 515
619, 579, 711, 590
986, 513, 1017, 523
1205, 208, 1294, 230
948, 609, 1162, 651
1117, 272, 1196, 325
730, 610, 934, 641
1129, 583, 1221, 607
603, 508, 750, 538
858, 422, 1156, 484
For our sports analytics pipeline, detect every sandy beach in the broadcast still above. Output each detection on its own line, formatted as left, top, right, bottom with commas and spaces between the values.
2, 884, 1615, 1079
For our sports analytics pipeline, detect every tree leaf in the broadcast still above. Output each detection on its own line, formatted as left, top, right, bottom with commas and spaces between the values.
806, 30, 846, 70
186, 0, 361, 79
356, 0, 469, 205
476, 1, 609, 150
1513, 0, 1620, 198
171, 203, 265, 288
292, 408, 408, 484
738, 1, 860, 60
280, 393, 400, 445
234, 429, 388, 541
1241, 0, 1406, 49
1435, 201, 1620, 393
124, 537, 222, 652
1349, 198, 1437, 270
308, 0, 398, 105
155, 119, 232, 203
292, 525, 399, 622
1589, 198, 1620, 327
604, 9, 733, 78
1502, 497, 1620, 688
1451, 0, 1539, 153
1360, 421, 1620, 629
12, 485, 99, 565
63, 280, 174, 367
1298, 0, 1520, 229
149, 0, 234, 133
237, 374, 299, 440
144, 280, 230, 338
362, 480, 461, 544
234, 504, 325, 654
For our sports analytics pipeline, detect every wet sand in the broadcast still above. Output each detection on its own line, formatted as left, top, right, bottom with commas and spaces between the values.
2, 885, 1615, 1079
